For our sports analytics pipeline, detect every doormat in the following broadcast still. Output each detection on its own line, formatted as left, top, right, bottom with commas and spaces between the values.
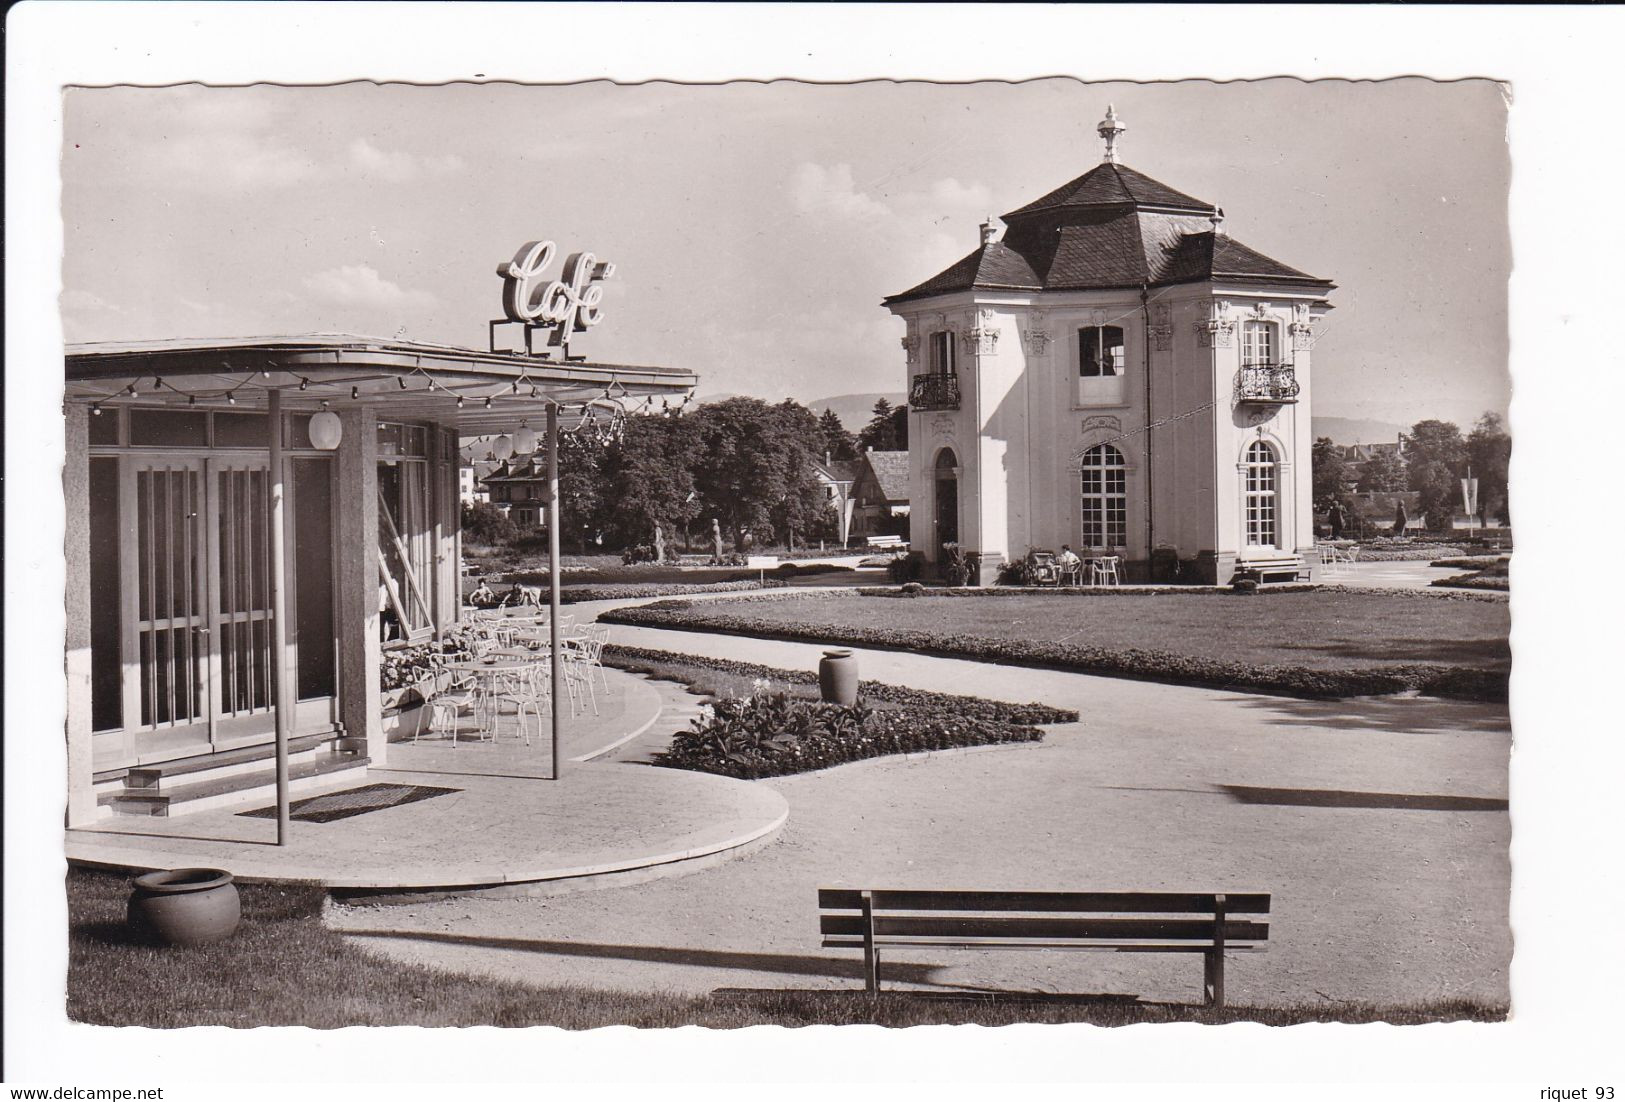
238, 783, 460, 823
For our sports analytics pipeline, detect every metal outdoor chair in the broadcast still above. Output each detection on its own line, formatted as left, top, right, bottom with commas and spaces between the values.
1089, 556, 1123, 586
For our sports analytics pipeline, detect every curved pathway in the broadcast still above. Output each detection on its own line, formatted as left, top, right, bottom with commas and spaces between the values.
333, 614, 1511, 1008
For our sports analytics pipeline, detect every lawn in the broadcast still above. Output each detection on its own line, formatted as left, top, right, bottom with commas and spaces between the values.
602, 589, 1510, 700
67, 868, 1500, 1027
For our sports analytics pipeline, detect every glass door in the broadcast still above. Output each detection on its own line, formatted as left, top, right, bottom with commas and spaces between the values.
211, 458, 277, 741
126, 458, 212, 759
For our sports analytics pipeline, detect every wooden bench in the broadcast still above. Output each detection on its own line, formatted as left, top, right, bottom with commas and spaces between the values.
865, 535, 907, 551
1236, 554, 1309, 583
818, 888, 1270, 1007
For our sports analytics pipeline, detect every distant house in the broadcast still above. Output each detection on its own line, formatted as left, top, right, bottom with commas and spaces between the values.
851, 449, 911, 539
479, 457, 549, 529
1340, 439, 1404, 463
811, 455, 865, 546
459, 458, 496, 506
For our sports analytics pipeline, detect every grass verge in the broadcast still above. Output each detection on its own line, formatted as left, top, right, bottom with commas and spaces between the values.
600, 590, 1509, 702
68, 869, 1503, 1027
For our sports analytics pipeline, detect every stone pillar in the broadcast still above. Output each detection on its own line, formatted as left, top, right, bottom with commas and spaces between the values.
335, 408, 383, 763
64, 404, 97, 827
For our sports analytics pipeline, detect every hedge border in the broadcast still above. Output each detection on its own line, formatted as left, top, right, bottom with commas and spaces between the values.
600, 599, 1508, 703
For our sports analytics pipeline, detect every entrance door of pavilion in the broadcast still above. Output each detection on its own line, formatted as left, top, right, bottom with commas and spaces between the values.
102, 454, 335, 767
933, 449, 960, 552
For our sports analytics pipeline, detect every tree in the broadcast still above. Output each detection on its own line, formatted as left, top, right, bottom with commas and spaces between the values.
818, 408, 859, 462
596, 414, 703, 548
689, 397, 826, 550
1403, 419, 1466, 478
1311, 437, 1352, 508
858, 397, 900, 451
1411, 459, 1459, 531
461, 500, 517, 545
555, 432, 607, 553
1357, 450, 1407, 493
1466, 412, 1512, 525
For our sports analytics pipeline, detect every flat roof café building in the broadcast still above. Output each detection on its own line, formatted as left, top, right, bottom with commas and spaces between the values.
63, 243, 696, 828
886, 109, 1335, 585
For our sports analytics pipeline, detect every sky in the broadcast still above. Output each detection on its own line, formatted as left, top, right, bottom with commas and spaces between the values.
61, 78, 1510, 430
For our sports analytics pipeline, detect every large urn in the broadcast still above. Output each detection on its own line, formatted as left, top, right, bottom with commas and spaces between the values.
127, 868, 241, 946
818, 649, 860, 707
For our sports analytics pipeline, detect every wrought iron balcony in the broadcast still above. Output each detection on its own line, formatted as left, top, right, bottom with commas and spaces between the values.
910, 372, 961, 412
1235, 363, 1300, 404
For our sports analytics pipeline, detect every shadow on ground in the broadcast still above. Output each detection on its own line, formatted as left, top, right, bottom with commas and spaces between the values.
345, 929, 945, 984
1230, 692, 1510, 736
1219, 785, 1507, 812
1273, 636, 1510, 668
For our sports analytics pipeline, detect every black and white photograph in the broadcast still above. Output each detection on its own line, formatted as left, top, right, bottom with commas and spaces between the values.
6, 4, 1623, 1097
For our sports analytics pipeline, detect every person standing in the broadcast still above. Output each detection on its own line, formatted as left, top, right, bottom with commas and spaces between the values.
1326, 500, 1345, 540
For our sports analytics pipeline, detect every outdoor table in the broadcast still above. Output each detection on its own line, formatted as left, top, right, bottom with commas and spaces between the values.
443, 655, 545, 739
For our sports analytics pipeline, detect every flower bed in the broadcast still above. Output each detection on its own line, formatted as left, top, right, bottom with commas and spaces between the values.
602, 644, 1078, 725
1430, 558, 1510, 592
601, 599, 1509, 702
555, 579, 780, 604
660, 684, 1045, 780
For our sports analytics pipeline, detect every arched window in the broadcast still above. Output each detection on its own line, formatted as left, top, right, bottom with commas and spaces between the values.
1079, 444, 1127, 548
1244, 441, 1279, 548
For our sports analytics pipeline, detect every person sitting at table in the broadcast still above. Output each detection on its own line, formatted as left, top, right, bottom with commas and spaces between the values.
1056, 545, 1083, 583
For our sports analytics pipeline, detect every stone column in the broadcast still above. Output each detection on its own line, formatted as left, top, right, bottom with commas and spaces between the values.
64, 404, 97, 827
335, 408, 383, 763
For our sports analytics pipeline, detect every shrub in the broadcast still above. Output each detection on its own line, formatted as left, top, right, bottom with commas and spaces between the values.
461, 501, 517, 545
900, 581, 925, 598
996, 559, 1032, 586
660, 685, 1044, 779
557, 579, 780, 603
885, 553, 921, 584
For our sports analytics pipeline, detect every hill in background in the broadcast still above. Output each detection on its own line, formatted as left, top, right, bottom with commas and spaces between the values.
1311, 416, 1407, 445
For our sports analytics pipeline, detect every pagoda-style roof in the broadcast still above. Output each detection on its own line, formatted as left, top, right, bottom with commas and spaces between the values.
885, 161, 1332, 306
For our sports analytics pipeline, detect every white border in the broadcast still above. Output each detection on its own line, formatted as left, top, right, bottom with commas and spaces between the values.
8, 2, 1625, 1095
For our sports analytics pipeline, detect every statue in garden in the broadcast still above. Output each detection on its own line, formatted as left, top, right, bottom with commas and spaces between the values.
654, 522, 666, 562
712, 517, 723, 560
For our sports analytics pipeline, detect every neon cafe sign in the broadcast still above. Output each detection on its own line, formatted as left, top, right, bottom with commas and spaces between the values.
493, 239, 616, 356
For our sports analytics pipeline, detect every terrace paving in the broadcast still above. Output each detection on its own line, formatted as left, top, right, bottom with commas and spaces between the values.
331, 618, 1512, 1007
66, 668, 787, 891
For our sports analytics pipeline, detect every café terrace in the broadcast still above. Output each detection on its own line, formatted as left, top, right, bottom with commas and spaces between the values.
63, 241, 697, 835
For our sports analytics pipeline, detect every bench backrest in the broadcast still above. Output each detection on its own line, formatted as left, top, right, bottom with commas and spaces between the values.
818, 889, 1270, 948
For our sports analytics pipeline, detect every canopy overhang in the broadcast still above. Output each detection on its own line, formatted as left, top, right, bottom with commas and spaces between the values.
64, 334, 698, 433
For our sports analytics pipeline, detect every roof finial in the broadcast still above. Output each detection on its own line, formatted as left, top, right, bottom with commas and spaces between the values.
980, 216, 999, 246
1210, 206, 1226, 236
1097, 104, 1126, 164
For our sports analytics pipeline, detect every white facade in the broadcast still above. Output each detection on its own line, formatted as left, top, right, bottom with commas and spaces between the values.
885, 124, 1333, 584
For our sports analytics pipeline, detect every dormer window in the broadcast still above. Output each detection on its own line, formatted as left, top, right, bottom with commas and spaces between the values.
1077, 324, 1126, 405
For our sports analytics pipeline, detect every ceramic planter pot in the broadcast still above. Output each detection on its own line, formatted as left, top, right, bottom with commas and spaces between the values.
128, 868, 240, 946
818, 649, 859, 706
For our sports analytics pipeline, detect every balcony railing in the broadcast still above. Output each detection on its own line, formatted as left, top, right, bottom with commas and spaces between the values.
910, 372, 961, 411
1235, 363, 1300, 404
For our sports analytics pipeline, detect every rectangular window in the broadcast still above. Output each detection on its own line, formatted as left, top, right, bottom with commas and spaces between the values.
212, 412, 270, 449
129, 409, 208, 448
929, 331, 956, 376
89, 409, 121, 446
1077, 325, 1127, 406
1078, 326, 1126, 378
378, 445, 435, 640
293, 459, 336, 700
1241, 320, 1277, 366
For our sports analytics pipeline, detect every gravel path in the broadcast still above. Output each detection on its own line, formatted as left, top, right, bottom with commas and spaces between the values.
331, 631, 1510, 1009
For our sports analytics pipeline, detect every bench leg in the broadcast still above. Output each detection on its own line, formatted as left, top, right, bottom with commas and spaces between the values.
1204, 949, 1225, 1009
861, 891, 880, 994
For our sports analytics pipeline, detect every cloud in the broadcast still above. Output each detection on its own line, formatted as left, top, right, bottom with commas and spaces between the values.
301, 265, 436, 310
154, 133, 323, 190
925, 176, 994, 212
348, 138, 465, 182
789, 162, 890, 220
